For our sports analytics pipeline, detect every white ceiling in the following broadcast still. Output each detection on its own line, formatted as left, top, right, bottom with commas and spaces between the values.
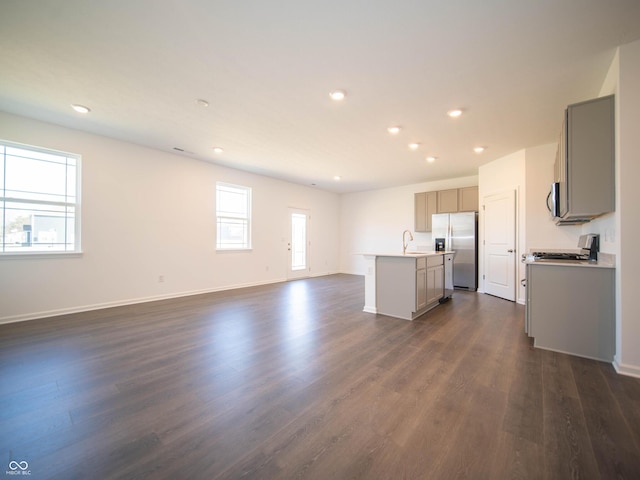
1, 1, 639, 193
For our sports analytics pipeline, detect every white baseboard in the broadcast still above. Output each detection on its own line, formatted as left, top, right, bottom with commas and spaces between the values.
0, 277, 292, 325
1, 273, 352, 325
613, 357, 640, 378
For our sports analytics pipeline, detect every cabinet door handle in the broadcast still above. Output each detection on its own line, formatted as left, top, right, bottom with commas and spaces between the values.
507, 249, 514, 253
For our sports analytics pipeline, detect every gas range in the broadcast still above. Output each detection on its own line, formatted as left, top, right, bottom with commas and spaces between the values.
524, 234, 600, 263
529, 251, 589, 261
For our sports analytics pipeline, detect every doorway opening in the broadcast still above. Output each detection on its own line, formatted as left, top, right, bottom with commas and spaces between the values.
288, 209, 309, 280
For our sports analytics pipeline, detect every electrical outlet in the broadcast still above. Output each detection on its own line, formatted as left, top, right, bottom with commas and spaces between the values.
158, 275, 165, 283
605, 228, 615, 242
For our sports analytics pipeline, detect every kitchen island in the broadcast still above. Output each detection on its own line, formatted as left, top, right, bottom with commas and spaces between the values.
362, 252, 453, 320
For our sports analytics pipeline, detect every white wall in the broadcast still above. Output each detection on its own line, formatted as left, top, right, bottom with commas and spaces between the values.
478, 150, 526, 301
0, 112, 340, 323
615, 40, 640, 376
524, 143, 584, 251
339, 176, 478, 275
581, 49, 618, 254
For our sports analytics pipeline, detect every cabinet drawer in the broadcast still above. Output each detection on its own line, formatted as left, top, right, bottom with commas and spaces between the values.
416, 257, 427, 269
427, 255, 443, 267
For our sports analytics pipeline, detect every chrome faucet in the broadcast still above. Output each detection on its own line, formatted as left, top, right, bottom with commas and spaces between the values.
402, 229, 414, 255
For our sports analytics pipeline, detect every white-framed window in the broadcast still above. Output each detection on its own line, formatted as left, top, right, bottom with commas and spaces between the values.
216, 182, 251, 250
1, 140, 81, 255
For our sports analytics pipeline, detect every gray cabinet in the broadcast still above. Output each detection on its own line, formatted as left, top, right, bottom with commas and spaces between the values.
554, 95, 615, 225
414, 191, 437, 232
375, 255, 444, 320
437, 189, 458, 213
416, 187, 478, 231
526, 263, 615, 362
426, 255, 444, 305
416, 258, 427, 311
458, 186, 479, 212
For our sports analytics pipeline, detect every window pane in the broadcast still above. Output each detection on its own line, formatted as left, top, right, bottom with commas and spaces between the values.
291, 213, 306, 270
4, 154, 75, 202
217, 217, 248, 248
6, 146, 70, 165
0, 146, 4, 193
216, 182, 251, 249
217, 186, 247, 218
1, 140, 80, 254
1, 202, 75, 253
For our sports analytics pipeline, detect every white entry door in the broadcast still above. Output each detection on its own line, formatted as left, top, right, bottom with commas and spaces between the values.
287, 208, 310, 280
484, 190, 516, 301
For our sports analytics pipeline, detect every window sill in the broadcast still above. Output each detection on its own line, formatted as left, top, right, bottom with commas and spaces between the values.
0, 251, 84, 260
216, 248, 253, 253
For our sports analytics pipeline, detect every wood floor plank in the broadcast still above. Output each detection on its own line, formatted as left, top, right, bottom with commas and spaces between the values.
571, 358, 640, 478
489, 431, 544, 480
597, 361, 640, 452
1, 274, 640, 479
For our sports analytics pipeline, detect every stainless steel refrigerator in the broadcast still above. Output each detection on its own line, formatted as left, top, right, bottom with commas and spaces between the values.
432, 212, 478, 291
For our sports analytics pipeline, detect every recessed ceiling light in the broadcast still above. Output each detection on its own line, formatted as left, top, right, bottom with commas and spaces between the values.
426, 156, 437, 163
387, 126, 402, 135
213, 147, 224, 154
196, 99, 209, 107
329, 90, 346, 101
334, 175, 341, 181
447, 109, 463, 118
474, 146, 486, 153
71, 104, 91, 114
409, 143, 421, 150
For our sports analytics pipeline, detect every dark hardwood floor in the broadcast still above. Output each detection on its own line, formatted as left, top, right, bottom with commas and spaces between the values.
1, 274, 639, 479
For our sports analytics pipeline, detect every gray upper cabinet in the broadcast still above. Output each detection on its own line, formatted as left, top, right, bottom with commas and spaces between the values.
437, 189, 458, 213
415, 191, 437, 232
415, 186, 478, 231
555, 94, 615, 225
458, 186, 479, 212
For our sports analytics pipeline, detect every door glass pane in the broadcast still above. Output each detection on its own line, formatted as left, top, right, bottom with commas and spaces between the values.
291, 213, 306, 271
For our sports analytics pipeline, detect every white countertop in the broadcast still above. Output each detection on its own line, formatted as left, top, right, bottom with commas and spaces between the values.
361, 251, 454, 258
